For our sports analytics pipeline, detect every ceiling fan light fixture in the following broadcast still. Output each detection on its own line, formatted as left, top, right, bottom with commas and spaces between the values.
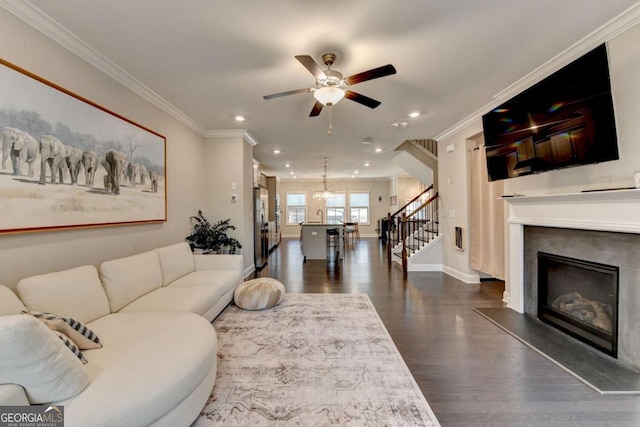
313, 86, 345, 106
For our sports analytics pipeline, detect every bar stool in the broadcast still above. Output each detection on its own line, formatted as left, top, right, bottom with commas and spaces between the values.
344, 222, 359, 245
326, 227, 340, 264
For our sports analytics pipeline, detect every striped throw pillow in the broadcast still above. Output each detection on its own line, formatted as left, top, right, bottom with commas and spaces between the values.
53, 331, 87, 364
24, 311, 102, 350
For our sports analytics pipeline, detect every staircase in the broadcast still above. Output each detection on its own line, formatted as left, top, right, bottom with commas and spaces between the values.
386, 185, 440, 271
392, 139, 439, 189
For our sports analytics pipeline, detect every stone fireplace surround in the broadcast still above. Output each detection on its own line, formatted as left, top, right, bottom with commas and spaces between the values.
503, 189, 640, 372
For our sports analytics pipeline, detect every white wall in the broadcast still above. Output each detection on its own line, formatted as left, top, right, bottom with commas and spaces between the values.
0, 9, 206, 289
437, 122, 484, 283
203, 135, 255, 273
396, 176, 424, 206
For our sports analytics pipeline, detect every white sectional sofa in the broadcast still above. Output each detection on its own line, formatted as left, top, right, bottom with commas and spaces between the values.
0, 242, 244, 427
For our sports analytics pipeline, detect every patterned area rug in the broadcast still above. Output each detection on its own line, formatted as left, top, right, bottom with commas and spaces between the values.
196, 293, 440, 426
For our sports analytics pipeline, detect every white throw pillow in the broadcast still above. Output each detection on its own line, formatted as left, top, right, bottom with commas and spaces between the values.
0, 315, 89, 404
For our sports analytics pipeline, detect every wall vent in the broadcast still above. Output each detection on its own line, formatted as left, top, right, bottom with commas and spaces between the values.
455, 226, 463, 251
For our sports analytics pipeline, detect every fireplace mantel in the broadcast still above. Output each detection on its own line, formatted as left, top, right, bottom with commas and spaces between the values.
503, 188, 640, 313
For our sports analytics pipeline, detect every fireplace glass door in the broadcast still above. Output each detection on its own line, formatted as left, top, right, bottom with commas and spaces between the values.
537, 252, 619, 357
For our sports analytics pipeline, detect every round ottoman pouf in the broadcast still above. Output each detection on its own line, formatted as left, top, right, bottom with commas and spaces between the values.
234, 277, 285, 310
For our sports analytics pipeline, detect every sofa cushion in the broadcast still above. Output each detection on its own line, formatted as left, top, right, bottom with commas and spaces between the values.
56, 313, 216, 427
0, 315, 89, 404
25, 312, 102, 350
169, 269, 240, 295
0, 285, 26, 316
155, 242, 195, 286
16, 266, 110, 324
117, 286, 222, 317
99, 251, 163, 312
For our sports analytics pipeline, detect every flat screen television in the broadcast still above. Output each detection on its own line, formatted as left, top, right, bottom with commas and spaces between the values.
482, 44, 619, 182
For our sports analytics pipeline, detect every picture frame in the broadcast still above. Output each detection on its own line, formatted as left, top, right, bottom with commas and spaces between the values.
0, 58, 167, 234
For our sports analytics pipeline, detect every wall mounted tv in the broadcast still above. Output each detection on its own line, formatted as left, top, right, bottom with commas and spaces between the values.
482, 44, 619, 182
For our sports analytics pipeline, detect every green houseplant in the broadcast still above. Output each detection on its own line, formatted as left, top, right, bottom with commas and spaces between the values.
185, 210, 242, 254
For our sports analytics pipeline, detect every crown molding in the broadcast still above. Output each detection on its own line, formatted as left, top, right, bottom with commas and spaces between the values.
435, 2, 640, 142
204, 130, 259, 146
0, 0, 207, 136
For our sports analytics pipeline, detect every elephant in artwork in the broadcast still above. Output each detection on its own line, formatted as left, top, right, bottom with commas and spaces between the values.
39, 135, 66, 184
127, 163, 140, 187
64, 145, 83, 185
149, 170, 158, 192
139, 164, 148, 185
81, 150, 98, 187
2, 127, 38, 177
105, 150, 126, 195
101, 159, 110, 190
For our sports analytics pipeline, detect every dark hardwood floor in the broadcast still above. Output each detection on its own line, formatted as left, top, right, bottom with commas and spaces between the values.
256, 237, 640, 427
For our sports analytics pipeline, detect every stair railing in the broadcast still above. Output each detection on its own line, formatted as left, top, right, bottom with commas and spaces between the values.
386, 185, 434, 263
401, 192, 439, 270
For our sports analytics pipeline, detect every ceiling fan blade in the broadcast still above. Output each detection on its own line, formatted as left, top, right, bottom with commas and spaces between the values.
309, 101, 324, 117
345, 64, 397, 86
344, 90, 381, 109
295, 55, 327, 80
263, 88, 312, 100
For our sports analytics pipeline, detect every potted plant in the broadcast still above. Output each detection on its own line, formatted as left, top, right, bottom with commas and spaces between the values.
185, 210, 242, 254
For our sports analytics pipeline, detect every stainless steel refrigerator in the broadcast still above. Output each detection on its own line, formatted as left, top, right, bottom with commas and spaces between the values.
254, 187, 269, 270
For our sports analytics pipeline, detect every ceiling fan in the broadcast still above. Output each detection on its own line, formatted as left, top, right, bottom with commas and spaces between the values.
263, 53, 396, 117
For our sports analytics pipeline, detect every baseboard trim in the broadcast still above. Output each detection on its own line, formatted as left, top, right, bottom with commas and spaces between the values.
442, 266, 480, 284
407, 264, 443, 272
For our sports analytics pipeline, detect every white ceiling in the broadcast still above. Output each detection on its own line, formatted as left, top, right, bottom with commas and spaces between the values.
14, 0, 640, 180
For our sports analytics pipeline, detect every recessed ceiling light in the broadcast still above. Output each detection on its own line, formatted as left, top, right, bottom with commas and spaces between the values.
234, 115, 245, 122
285, 163, 290, 168
351, 175, 355, 178
289, 171, 294, 175
354, 170, 359, 174
273, 149, 281, 154
293, 176, 297, 179
364, 162, 370, 167
375, 148, 382, 153
409, 112, 420, 118
390, 122, 408, 128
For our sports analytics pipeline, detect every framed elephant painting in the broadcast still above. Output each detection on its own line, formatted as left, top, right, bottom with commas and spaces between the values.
0, 58, 167, 234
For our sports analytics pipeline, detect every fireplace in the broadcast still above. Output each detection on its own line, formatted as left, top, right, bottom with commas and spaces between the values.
503, 189, 640, 372
537, 252, 619, 357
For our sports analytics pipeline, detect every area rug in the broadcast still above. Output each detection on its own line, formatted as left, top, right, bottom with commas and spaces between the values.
196, 293, 440, 426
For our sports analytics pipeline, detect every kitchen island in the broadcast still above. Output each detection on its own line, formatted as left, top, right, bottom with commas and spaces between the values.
300, 222, 344, 261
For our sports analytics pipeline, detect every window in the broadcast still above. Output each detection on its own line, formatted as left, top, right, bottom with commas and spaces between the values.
286, 193, 306, 225
325, 192, 345, 224
349, 192, 370, 225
